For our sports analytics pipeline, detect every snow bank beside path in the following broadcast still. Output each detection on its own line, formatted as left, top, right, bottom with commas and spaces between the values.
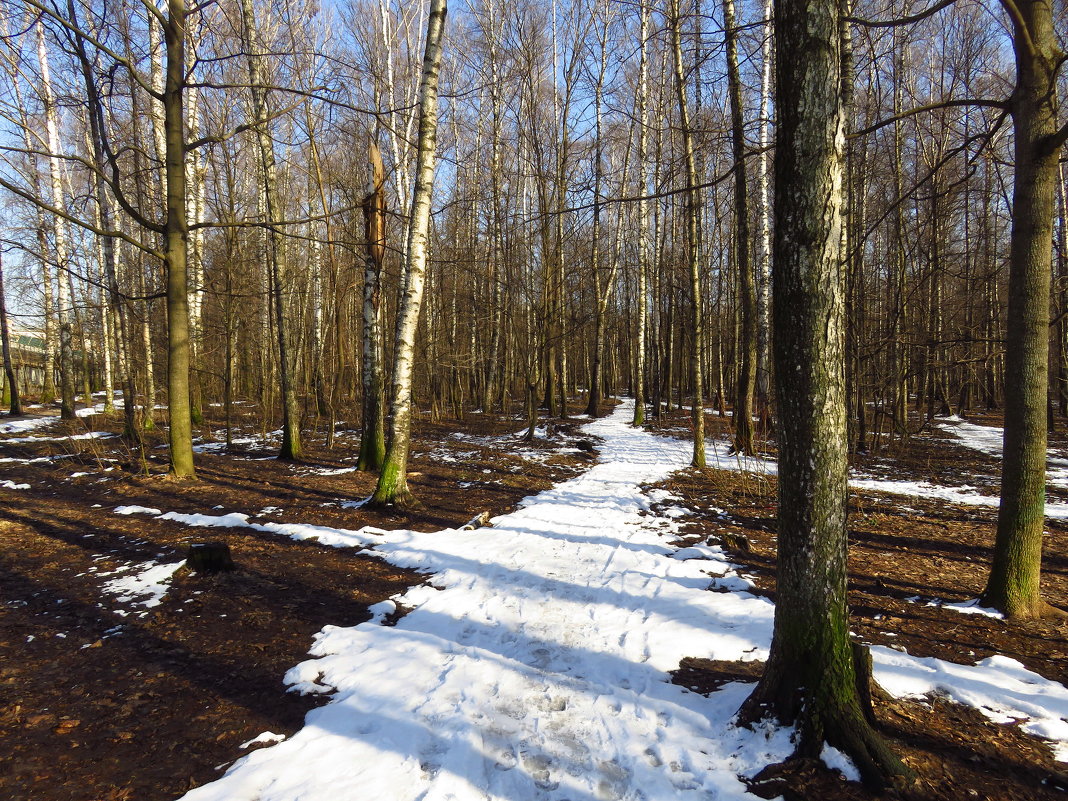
873, 648, 1068, 761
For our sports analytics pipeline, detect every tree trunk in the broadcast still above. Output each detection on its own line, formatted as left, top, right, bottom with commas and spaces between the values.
239, 0, 302, 462
371, 0, 448, 508
164, 0, 196, 478
668, 0, 706, 468
358, 140, 388, 472
983, 0, 1066, 620
633, 0, 651, 428
0, 249, 20, 416
36, 20, 76, 420
724, 0, 756, 454
740, 0, 911, 787
755, 0, 773, 426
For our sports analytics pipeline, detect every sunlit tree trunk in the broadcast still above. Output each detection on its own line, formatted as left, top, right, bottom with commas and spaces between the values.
0, 248, 20, 416
755, 0, 773, 424
983, 0, 1066, 620
36, 20, 75, 419
163, 0, 195, 478
740, 0, 912, 786
239, 0, 302, 461
359, 140, 387, 472
668, 0, 705, 467
371, 0, 448, 508
724, 0, 756, 454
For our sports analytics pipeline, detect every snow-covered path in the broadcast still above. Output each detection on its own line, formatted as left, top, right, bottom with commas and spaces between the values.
165, 401, 1068, 800
178, 401, 790, 801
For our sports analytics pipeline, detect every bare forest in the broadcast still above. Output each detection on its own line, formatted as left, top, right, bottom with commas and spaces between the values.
1, 0, 1067, 798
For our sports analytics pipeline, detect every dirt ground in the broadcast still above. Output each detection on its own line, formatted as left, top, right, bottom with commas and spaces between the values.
0, 402, 590, 801
1, 399, 1067, 801
657, 407, 1068, 800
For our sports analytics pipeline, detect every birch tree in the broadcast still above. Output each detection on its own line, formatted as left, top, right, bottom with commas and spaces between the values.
370, 0, 448, 508
668, 0, 706, 467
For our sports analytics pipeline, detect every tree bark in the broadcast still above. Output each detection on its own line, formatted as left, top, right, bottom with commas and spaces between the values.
983, 0, 1066, 620
358, 140, 387, 472
668, 0, 706, 467
633, 0, 651, 427
724, 0, 756, 454
371, 0, 448, 508
239, 0, 302, 462
740, 0, 912, 786
164, 0, 196, 478
0, 248, 20, 416
36, 20, 75, 420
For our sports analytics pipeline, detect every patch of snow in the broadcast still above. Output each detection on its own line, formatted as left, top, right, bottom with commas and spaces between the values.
115, 505, 163, 516
924, 598, 1004, 619
938, 419, 1005, 458
0, 415, 59, 435
849, 478, 1068, 519
872, 649, 1068, 760
4, 431, 116, 444
0, 480, 29, 490
300, 465, 358, 476
160, 511, 253, 528
366, 599, 397, 624
101, 559, 184, 610
820, 743, 861, 782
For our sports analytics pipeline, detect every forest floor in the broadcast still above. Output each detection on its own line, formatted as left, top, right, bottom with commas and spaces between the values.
0, 395, 1065, 801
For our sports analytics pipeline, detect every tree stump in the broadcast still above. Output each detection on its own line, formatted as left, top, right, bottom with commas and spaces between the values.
186, 542, 235, 573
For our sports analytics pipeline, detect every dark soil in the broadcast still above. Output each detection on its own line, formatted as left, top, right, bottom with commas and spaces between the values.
653, 408, 1068, 801
0, 401, 591, 801
3, 398, 1067, 801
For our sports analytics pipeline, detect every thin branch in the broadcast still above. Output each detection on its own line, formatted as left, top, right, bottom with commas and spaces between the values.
0, 176, 163, 259
846, 0, 956, 28
851, 97, 1008, 138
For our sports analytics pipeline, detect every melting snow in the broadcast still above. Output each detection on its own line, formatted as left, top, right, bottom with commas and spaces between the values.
104, 401, 1068, 800
100, 559, 185, 611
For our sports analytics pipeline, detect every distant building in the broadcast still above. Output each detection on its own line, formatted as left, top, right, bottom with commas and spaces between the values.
7, 330, 47, 393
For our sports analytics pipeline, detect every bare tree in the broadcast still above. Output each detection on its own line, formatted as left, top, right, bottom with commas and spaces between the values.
370, 0, 448, 508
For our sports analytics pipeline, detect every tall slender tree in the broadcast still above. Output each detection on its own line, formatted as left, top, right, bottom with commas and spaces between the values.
982, 0, 1067, 619
358, 139, 388, 472
370, 0, 448, 508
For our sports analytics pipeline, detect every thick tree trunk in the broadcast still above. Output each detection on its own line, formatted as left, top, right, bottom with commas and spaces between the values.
740, 0, 911, 787
983, 0, 1066, 620
371, 0, 448, 508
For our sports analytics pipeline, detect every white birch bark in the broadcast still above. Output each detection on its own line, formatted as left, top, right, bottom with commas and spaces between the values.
633, 0, 650, 426
755, 0, 773, 413
36, 20, 75, 419
372, 0, 448, 506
